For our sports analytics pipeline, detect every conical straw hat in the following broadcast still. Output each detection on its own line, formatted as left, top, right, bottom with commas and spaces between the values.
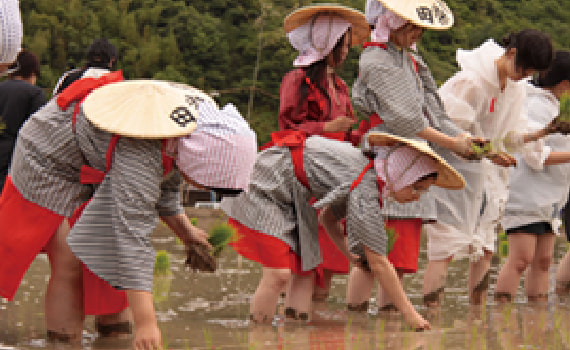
367, 132, 464, 189
372, 0, 453, 30
284, 4, 370, 46
82, 80, 216, 139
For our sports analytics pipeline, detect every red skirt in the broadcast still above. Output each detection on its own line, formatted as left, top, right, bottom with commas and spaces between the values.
316, 218, 350, 274
0, 176, 64, 300
385, 218, 422, 273
0, 176, 127, 314
228, 216, 349, 288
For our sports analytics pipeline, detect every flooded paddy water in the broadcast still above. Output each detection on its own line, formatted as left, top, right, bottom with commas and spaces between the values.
3, 207, 570, 349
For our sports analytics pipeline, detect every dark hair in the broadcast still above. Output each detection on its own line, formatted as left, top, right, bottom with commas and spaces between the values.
501, 29, 553, 72
535, 50, 570, 87
8, 49, 41, 79
85, 38, 118, 69
296, 30, 351, 115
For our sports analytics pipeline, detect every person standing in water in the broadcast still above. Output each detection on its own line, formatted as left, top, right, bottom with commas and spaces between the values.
276, 4, 369, 310
423, 29, 554, 306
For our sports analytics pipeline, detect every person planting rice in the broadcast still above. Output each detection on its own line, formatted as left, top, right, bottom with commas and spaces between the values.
222, 131, 465, 330
276, 3, 369, 311
0, 74, 257, 350
346, 0, 482, 313
423, 29, 554, 306
495, 51, 570, 303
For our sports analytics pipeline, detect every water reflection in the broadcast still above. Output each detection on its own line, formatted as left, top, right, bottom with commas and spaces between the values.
2, 208, 570, 349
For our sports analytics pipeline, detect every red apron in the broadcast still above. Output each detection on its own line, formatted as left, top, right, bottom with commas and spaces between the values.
230, 131, 376, 287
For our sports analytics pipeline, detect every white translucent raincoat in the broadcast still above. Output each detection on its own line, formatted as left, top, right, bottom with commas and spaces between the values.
426, 39, 538, 261
502, 84, 570, 234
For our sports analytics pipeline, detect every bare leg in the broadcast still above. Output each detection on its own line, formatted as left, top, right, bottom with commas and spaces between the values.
468, 249, 493, 305
525, 233, 555, 301
44, 220, 84, 342
95, 308, 134, 337
376, 269, 404, 310
556, 249, 570, 296
127, 290, 161, 350
284, 272, 314, 320
494, 234, 536, 302
346, 266, 374, 310
422, 258, 451, 307
250, 267, 291, 323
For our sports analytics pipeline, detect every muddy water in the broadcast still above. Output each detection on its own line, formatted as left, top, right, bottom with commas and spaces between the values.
2, 207, 570, 349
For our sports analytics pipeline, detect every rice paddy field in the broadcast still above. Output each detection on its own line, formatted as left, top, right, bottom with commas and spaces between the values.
2, 207, 570, 350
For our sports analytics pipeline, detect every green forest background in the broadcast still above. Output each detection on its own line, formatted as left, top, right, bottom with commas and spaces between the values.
18, 0, 570, 144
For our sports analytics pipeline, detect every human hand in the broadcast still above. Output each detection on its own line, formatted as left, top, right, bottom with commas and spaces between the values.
133, 323, 162, 350
323, 116, 355, 133
187, 225, 212, 250
403, 309, 431, 331
545, 119, 570, 135
451, 133, 475, 159
487, 152, 517, 167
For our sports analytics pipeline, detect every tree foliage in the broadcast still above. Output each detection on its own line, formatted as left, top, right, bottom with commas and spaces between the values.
18, 0, 570, 144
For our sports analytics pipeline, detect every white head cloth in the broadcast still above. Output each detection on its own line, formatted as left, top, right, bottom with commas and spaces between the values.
288, 14, 351, 67
365, 0, 416, 50
0, 0, 22, 64
374, 144, 438, 192
176, 102, 257, 191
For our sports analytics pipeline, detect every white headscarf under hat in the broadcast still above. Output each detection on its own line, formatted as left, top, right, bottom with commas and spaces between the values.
374, 144, 438, 192
0, 0, 22, 64
176, 102, 257, 191
288, 14, 351, 67
365, 0, 415, 49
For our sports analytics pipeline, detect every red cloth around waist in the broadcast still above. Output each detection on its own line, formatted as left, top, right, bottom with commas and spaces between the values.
0, 176, 64, 300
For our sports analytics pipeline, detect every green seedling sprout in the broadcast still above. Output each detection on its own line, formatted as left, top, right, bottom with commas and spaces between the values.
558, 93, 570, 122
153, 250, 172, 276
386, 226, 397, 254
208, 222, 237, 257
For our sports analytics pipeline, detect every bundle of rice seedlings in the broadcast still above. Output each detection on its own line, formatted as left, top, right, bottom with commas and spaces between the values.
208, 223, 237, 257
154, 250, 172, 276
185, 222, 237, 272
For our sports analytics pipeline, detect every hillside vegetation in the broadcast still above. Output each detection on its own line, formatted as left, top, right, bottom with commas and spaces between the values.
19, 0, 570, 144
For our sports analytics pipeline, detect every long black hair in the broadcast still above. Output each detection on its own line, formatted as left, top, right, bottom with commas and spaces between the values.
501, 29, 553, 72
296, 29, 351, 115
534, 50, 570, 88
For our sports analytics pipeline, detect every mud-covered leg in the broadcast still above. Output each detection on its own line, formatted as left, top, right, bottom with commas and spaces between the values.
468, 250, 492, 305
422, 258, 450, 307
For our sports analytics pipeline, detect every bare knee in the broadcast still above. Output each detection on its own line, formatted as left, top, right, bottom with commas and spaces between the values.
533, 254, 553, 272
262, 269, 291, 293
45, 222, 82, 281
511, 256, 533, 274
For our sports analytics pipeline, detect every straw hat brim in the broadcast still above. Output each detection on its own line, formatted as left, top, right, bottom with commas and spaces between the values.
373, 0, 454, 30
367, 132, 465, 189
284, 4, 370, 47
82, 80, 216, 139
